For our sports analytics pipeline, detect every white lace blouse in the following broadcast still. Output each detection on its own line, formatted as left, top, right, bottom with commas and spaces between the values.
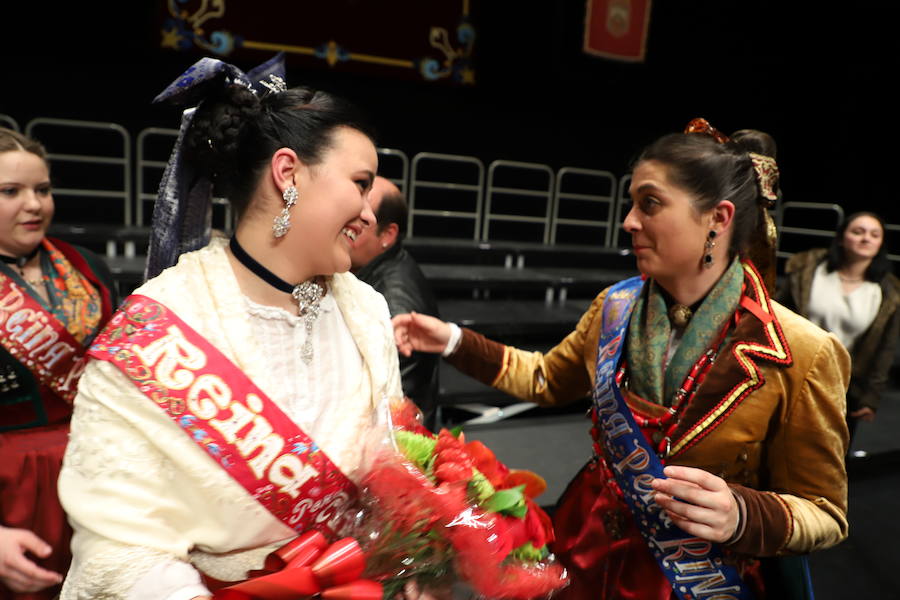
58, 238, 401, 600
241, 292, 364, 430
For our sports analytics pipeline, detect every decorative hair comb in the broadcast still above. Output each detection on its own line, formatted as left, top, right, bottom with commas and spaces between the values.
684, 117, 730, 144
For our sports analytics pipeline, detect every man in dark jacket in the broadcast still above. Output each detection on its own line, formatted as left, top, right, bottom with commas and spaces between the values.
350, 177, 440, 428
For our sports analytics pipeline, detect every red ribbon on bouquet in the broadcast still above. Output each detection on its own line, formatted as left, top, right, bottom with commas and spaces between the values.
213, 531, 383, 600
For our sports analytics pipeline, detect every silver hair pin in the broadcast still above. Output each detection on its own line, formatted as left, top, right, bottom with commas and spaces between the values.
259, 74, 288, 96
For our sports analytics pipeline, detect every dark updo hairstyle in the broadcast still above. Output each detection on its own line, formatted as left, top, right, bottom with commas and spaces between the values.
182, 85, 375, 217
730, 129, 777, 160
0, 127, 49, 169
826, 211, 892, 282
633, 130, 778, 259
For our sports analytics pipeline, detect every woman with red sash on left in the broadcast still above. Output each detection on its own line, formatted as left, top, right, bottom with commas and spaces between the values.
56, 56, 440, 600
0, 127, 117, 599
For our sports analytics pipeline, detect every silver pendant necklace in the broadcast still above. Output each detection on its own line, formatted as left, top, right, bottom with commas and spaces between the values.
292, 279, 325, 364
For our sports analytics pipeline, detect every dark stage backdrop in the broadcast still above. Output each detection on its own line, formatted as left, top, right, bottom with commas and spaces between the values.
1, 1, 895, 224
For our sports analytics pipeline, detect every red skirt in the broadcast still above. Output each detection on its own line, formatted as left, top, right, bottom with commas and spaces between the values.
551, 460, 671, 600
0, 423, 71, 600
551, 459, 767, 600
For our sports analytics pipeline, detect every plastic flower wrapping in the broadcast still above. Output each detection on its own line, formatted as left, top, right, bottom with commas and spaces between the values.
348, 397, 568, 599
212, 398, 568, 599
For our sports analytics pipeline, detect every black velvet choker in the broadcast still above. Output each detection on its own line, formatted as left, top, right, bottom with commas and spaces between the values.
229, 235, 296, 294
0, 245, 40, 269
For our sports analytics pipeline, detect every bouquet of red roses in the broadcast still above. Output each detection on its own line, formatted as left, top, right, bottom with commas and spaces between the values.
210, 399, 567, 600
348, 398, 569, 599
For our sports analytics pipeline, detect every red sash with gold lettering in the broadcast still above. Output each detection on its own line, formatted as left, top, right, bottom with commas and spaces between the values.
88, 295, 358, 538
0, 272, 88, 402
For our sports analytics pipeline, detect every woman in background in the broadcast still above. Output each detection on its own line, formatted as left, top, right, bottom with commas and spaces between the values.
780, 211, 900, 445
0, 128, 117, 599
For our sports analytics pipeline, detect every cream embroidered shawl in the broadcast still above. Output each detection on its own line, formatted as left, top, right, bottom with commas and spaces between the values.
58, 237, 402, 598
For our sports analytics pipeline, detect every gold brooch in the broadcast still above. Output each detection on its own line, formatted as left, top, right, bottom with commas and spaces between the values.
668, 304, 693, 328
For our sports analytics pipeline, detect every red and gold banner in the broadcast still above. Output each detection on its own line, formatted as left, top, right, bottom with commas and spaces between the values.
0, 273, 88, 402
88, 295, 357, 537
583, 0, 652, 62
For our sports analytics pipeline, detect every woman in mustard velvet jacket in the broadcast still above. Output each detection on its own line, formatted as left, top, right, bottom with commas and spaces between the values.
393, 120, 850, 600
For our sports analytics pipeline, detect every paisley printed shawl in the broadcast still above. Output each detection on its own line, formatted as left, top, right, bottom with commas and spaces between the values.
627, 258, 743, 405
40, 238, 102, 343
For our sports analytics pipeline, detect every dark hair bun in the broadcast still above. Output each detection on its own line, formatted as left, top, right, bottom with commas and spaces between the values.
183, 85, 262, 192
730, 129, 777, 160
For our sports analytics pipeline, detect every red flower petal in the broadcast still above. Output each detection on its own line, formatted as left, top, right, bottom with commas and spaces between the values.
502, 470, 547, 499
434, 461, 473, 483
465, 440, 510, 487
521, 498, 547, 549
389, 397, 428, 433
435, 429, 465, 453
434, 448, 473, 469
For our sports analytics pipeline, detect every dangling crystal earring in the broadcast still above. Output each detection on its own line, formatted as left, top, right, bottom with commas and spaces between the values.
273, 184, 298, 238
703, 230, 717, 268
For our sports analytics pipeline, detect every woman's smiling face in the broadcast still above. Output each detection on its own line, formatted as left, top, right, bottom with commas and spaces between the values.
291, 126, 377, 276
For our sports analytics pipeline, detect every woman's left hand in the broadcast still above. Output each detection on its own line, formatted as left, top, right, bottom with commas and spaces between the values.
651, 465, 739, 544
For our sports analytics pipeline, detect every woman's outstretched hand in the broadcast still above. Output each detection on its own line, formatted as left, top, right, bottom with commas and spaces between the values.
651, 465, 740, 544
392, 312, 452, 357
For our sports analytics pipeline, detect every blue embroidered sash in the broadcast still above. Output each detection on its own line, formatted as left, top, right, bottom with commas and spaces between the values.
593, 276, 753, 600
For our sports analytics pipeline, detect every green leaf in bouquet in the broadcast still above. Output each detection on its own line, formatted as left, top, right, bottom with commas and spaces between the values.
395, 430, 437, 469
449, 425, 464, 438
381, 577, 408, 599
422, 451, 438, 481
468, 470, 496, 504
509, 541, 548, 562
483, 484, 527, 517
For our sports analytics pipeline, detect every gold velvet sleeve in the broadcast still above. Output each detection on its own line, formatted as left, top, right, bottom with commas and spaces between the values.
730, 323, 850, 556
446, 291, 607, 407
